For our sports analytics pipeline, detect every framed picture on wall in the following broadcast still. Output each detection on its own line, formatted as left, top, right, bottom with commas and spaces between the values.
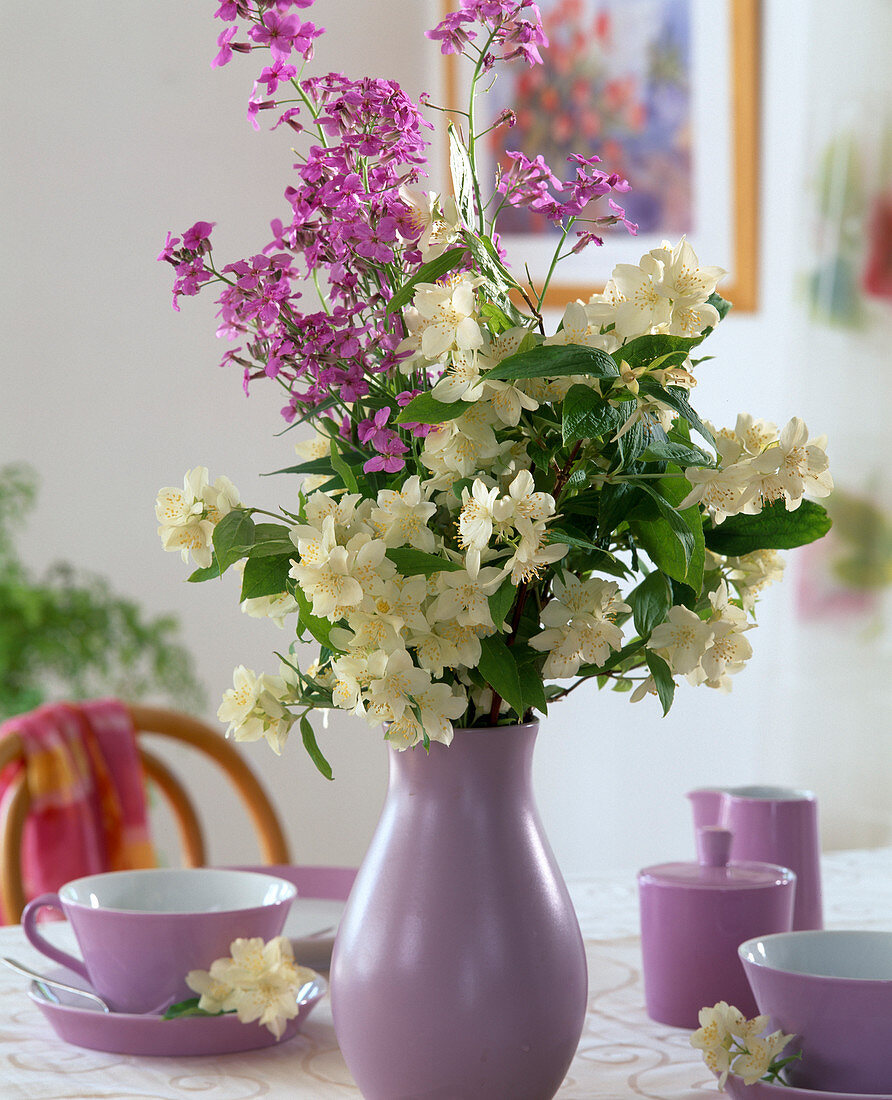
442, 0, 759, 312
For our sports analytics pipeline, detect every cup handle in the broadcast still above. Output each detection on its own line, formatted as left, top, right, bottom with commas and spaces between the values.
22, 893, 90, 982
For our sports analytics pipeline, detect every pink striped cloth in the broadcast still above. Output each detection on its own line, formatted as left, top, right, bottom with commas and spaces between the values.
0, 699, 156, 923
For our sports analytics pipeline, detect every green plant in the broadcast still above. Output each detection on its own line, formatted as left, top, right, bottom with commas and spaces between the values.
0, 464, 205, 719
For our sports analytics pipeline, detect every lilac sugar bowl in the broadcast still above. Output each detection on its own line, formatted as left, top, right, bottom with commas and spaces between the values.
638, 826, 795, 1028
739, 929, 892, 1093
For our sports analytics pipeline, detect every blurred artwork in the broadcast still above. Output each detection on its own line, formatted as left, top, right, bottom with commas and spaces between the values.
486, 0, 693, 236
803, 121, 892, 326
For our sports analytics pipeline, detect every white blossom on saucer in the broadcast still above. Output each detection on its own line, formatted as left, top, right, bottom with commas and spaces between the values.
218, 665, 294, 754
647, 605, 714, 676
731, 1029, 796, 1086
186, 935, 315, 1040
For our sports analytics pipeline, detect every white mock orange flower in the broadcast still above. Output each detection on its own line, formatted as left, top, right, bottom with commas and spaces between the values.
186, 936, 315, 1040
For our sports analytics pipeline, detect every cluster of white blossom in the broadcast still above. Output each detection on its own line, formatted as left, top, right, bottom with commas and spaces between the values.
644, 582, 754, 694
690, 1001, 796, 1088
185, 935, 315, 1040
157, 233, 830, 753
155, 467, 241, 569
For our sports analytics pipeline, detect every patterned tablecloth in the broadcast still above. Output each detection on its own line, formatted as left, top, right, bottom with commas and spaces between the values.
1, 848, 889, 1099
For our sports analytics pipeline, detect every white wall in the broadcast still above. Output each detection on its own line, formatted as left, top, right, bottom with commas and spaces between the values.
2, 1, 889, 878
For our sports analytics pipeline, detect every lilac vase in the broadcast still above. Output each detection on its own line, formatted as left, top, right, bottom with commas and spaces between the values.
329, 722, 587, 1100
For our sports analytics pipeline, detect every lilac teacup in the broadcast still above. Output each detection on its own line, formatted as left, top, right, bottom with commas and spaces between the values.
22, 867, 296, 1014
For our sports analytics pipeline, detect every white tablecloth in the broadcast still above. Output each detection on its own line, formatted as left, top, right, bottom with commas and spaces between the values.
1, 848, 890, 1099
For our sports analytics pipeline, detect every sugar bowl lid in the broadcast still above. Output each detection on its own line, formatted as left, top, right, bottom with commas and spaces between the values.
638, 826, 796, 891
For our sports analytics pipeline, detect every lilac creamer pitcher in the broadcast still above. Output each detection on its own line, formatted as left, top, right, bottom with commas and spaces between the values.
687, 785, 822, 931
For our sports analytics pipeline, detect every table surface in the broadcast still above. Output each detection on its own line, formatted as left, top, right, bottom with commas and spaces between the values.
1, 847, 890, 1099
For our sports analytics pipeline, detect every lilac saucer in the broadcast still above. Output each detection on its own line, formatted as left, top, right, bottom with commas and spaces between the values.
722, 1075, 892, 1100
28, 967, 327, 1057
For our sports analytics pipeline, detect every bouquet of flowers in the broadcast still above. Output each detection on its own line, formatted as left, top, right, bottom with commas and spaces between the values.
156, 0, 832, 777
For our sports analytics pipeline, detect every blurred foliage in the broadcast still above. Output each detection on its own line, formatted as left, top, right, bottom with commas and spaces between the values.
0, 464, 205, 719
826, 489, 892, 592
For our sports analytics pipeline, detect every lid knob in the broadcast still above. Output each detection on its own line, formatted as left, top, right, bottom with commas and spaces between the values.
697, 825, 733, 868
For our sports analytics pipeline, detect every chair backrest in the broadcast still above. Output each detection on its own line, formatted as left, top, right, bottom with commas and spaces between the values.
0, 703, 290, 923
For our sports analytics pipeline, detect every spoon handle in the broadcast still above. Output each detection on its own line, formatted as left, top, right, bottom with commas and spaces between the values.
2, 956, 111, 1013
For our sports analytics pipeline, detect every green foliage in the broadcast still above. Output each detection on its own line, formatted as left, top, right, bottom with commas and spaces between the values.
0, 465, 204, 720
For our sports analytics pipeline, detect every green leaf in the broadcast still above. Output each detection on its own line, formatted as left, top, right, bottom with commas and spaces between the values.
300, 715, 333, 781
292, 583, 335, 650
263, 457, 334, 477
448, 122, 476, 226
514, 644, 548, 715
561, 383, 625, 444
597, 481, 641, 540
162, 997, 224, 1020
546, 529, 631, 578
707, 291, 732, 321
705, 499, 832, 556
637, 378, 714, 446
629, 570, 671, 637
644, 651, 676, 716
247, 523, 295, 558
385, 246, 468, 315
488, 578, 516, 630
329, 442, 358, 494
187, 558, 223, 583
615, 332, 706, 369
395, 391, 470, 426
478, 634, 525, 719
385, 547, 463, 576
483, 343, 620, 382
630, 480, 704, 588
240, 554, 293, 601
212, 510, 256, 573
640, 440, 714, 467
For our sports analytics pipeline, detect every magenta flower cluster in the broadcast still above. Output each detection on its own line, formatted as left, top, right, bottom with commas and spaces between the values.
496, 150, 636, 241
159, 1, 635, 477
426, 1, 549, 68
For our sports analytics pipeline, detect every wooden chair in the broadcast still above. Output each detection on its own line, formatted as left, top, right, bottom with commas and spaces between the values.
0, 704, 290, 923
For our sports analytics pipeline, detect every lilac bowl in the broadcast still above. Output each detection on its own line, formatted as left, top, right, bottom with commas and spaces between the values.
739, 930, 892, 1094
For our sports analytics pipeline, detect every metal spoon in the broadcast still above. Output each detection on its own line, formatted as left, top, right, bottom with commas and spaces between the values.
2, 956, 112, 1013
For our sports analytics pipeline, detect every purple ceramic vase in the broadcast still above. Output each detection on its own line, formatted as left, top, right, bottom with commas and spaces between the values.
329, 722, 587, 1100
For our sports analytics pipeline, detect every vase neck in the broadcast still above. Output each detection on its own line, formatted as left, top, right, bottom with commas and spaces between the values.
387, 723, 539, 802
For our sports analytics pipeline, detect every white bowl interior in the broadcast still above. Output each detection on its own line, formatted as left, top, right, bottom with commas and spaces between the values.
740, 931, 892, 980
725, 784, 813, 800
60, 868, 296, 913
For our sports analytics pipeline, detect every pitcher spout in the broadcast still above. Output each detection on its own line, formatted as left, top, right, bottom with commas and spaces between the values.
686, 787, 726, 830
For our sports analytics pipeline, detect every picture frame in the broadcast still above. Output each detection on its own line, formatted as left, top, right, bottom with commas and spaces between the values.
441, 0, 760, 312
